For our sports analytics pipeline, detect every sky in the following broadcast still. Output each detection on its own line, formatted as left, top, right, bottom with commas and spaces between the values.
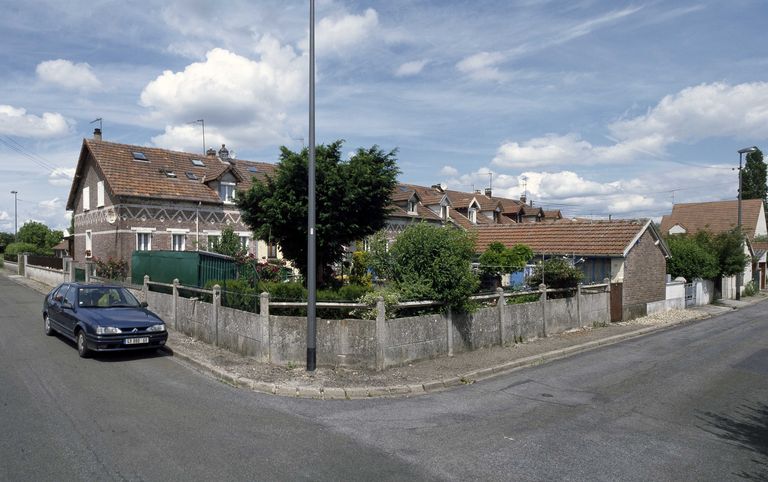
1, 0, 767, 233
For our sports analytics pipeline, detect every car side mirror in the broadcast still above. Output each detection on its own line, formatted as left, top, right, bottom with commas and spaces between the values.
54, 294, 64, 302
140, 301, 149, 308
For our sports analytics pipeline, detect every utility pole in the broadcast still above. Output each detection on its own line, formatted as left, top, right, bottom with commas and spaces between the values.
306, 0, 317, 371
736, 146, 758, 300
10, 190, 17, 240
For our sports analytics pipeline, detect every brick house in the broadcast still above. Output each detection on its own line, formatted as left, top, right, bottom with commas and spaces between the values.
660, 199, 767, 292
65, 131, 282, 271
474, 220, 671, 321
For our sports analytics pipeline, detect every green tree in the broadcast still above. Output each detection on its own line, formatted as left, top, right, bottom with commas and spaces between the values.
479, 242, 533, 277
367, 230, 393, 282
712, 228, 750, 277
0, 232, 15, 252
666, 234, 719, 280
17, 221, 52, 249
526, 257, 584, 289
209, 226, 245, 258
742, 147, 766, 206
237, 141, 399, 286
388, 223, 479, 312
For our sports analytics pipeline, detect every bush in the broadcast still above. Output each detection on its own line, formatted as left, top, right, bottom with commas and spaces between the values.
93, 257, 129, 281
353, 289, 401, 320
744, 280, 758, 297
526, 258, 583, 289
5, 242, 46, 256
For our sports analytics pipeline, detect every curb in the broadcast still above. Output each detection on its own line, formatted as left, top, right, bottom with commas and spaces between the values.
164, 315, 706, 400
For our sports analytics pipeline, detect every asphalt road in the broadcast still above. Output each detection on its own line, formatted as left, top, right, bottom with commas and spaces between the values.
2, 273, 766, 481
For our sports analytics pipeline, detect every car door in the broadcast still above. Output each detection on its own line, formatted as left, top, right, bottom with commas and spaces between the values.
47, 284, 69, 331
58, 285, 80, 339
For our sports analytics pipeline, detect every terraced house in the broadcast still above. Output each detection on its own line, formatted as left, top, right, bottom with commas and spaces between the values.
66, 130, 280, 267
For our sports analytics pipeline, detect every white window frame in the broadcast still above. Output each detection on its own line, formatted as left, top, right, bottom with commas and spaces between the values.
469, 208, 477, 224
85, 230, 92, 258
219, 182, 236, 204
136, 232, 152, 251
82, 186, 90, 211
96, 181, 105, 208
407, 200, 417, 214
172, 233, 186, 251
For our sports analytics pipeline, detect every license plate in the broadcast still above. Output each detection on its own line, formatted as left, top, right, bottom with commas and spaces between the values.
125, 337, 149, 345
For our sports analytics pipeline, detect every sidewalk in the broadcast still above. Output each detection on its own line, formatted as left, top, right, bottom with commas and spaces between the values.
9, 268, 766, 400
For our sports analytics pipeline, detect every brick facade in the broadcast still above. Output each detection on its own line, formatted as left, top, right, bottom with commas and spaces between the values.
622, 229, 667, 317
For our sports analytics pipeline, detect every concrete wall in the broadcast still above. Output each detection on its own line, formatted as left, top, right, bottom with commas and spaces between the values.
24, 264, 67, 287
694, 279, 715, 306
136, 281, 615, 370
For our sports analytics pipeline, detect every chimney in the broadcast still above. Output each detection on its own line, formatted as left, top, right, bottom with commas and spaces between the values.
520, 193, 527, 204
93, 128, 102, 141
484, 187, 492, 197
218, 144, 230, 161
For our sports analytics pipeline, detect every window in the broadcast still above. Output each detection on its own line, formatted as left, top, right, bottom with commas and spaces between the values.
64, 285, 77, 306
160, 169, 177, 178
191, 159, 205, 167
441, 205, 448, 219
85, 230, 92, 258
207, 235, 219, 250
96, 181, 104, 207
172, 234, 185, 251
407, 200, 417, 214
268, 241, 278, 258
185, 171, 198, 180
219, 182, 236, 203
247, 166, 258, 173
82, 186, 90, 211
132, 151, 148, 161
469, 208, 477, 224
239, 236, 249, 250
136, 232, 151, 251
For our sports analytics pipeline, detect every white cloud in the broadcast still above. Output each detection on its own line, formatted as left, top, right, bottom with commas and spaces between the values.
49, 168, 76, 187
456, 51, 506, 81
492, 82, 768, 169
36, 59, 102, 90
440, 165, 459, 177
315, 8, 379, 55
0, 211, 9, 221
395, 59, 428, 77
0, 105, 71, 138
140, 42, 306, 150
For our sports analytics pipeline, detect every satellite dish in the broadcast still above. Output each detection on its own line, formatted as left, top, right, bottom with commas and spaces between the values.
439, 182, 447, 191
105, 207, 117, 224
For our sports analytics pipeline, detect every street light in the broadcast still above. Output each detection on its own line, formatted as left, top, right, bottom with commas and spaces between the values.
10, 190, 17, 241
306, 0, 317, 371
736, 146, 758, 300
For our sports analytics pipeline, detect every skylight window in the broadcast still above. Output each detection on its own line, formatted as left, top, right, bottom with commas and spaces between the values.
191, 159, 205, 167
132, 151, 148, 161
185, 171, 198, 180
247, 167, 258, 173
159, 168, 177, 178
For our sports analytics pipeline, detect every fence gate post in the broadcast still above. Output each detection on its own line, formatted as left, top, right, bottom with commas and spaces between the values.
497, 287, 506, 345
375, 297, 386, 371
142, 275, 149, 304
604, 277, 611, 323
539, 283, 548, 337
68, 259, 75, 282
446, 307, 454, 357
20, 253, 27, 276
172, 279, 179, 331
577, 283, 583, 327
260, 292, 270, 362
212, 284, 221, 348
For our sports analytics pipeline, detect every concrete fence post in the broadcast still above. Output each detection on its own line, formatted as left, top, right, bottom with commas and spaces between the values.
539, 283, 548, 338
172, 278, 179, 331
496, 287, 506, 345
212, 284, 221, 348
576, 283, 583, 327
142, 275, 149, 304
604, 277, 611, 323
20, 253, 27, 276
84, 261, 91, 282
260, 292, 270, 362
446, 306, 454, 357
69, 259, 76, 282
375, 297, 386, 371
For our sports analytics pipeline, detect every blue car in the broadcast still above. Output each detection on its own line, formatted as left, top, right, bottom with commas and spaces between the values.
43, 282, 168, 358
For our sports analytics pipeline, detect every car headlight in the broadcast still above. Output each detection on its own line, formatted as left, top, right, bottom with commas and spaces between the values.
146, 324, 166, 332
96, 326, 122, 335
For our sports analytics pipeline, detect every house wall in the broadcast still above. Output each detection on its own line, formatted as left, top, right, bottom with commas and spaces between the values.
621, 229, 667, 320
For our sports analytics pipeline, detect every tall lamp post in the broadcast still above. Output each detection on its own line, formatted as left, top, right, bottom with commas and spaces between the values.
736, 146, 758, 300
306, 0, 317, 371
10, 190, 17, 241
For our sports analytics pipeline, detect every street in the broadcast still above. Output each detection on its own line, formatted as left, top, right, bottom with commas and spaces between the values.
1, 273, 766, 481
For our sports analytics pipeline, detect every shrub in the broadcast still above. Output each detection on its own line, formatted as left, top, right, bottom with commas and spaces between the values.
353, 288, 401, 320
93, 257, 129, 281
744, 280, 758, 297
526, 258, 583, 289
5, 242, 46, 256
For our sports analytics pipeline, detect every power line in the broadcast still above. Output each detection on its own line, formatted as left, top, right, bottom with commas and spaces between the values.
0, 136, 60, 173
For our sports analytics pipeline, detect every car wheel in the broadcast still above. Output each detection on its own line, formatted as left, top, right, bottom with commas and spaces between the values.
44, 314, 54, 336
76, 331, 90, 358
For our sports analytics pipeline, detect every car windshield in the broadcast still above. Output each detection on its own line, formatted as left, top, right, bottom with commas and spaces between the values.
77, 287, 142, 308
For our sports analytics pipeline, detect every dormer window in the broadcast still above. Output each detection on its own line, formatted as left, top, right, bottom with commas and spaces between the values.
469, 207, 477, 224
407, 200, 417, 214
219, 182, 236, 203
